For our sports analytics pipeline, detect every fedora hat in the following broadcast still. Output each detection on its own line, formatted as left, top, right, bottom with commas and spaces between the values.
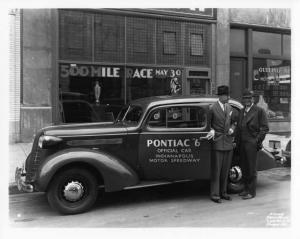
217, 85, 229, 96
242, 89, 254, 98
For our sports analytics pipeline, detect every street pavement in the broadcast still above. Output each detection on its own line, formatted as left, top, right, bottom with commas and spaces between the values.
9, 167, 290, 227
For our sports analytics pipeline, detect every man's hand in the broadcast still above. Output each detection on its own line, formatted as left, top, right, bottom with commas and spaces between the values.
207, 129, 215, 140
228, 128, 234, 136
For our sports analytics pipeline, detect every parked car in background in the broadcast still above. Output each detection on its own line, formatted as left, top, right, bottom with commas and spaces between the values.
263, 133, 291, 167
15, 96, 276, 214
59, 92, 122, 123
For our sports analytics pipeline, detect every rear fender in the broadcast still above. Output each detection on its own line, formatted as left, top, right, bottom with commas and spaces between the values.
36, 148, 139, 192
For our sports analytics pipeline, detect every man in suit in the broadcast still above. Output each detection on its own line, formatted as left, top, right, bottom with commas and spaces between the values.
207, 85, 237, 203
237, 89, 269, 200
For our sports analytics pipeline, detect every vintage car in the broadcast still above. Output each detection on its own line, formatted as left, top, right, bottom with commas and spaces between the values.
15, 95, 276, 214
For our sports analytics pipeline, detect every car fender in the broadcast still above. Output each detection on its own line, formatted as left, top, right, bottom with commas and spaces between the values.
36, 148, 139, 192
257, 148, 276, 171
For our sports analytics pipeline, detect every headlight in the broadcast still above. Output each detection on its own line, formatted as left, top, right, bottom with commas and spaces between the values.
38, 135, 63, 148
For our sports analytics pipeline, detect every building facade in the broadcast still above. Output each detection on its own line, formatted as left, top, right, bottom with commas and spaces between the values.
9, 8, 291, 142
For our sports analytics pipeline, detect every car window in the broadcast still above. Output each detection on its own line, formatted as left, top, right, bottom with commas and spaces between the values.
148, 108, 167, 128
147, 105, 207, 129
123, 106, 143, 125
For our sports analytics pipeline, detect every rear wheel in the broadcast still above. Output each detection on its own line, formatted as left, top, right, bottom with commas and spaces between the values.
227, 166, 245, 194
47, 168, 99, 214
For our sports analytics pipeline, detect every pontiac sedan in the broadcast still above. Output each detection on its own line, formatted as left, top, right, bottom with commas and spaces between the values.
15, 96, 276, 214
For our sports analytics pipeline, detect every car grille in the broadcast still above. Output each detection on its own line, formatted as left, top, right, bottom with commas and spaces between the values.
26, 148, 42, 182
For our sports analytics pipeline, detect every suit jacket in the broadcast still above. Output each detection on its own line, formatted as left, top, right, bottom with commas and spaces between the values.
208, 102, 237, 151
236, 104, 269, 149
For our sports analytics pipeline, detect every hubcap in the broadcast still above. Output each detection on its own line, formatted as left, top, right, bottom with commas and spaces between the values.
63, 181, 85, 202
229, 166, 242, 183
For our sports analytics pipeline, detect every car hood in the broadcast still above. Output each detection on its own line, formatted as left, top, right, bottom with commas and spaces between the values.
41, 122, 128, 137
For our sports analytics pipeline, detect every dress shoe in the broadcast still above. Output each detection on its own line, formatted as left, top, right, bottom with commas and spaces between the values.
242, 193, 254, 200
211, 198, 222, 203
239, 191, 248, 197
221, 195, 232, 201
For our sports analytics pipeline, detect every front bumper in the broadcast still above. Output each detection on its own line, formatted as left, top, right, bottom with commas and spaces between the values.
15, 167, 34, 193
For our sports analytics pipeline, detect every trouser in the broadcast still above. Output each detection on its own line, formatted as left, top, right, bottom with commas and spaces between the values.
210, 150, 233, 199
240, 140, 258, 197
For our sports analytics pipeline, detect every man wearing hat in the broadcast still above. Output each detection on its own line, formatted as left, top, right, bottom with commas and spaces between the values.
236, 89, 269, 199
206, 85, 237, 203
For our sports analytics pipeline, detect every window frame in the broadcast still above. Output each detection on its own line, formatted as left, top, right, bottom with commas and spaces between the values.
163, 31, 177, 55
190, 33, 204, 56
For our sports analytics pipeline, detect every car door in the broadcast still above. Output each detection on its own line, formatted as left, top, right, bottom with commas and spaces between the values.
138, 103, 211, 180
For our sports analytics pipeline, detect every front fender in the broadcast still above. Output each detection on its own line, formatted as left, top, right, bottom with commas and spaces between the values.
36, 148, 139, 192
257, 148, 276, 171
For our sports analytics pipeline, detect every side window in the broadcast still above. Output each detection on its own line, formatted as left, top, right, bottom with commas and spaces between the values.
167, 106, 207, 128
147, 108, 167, 128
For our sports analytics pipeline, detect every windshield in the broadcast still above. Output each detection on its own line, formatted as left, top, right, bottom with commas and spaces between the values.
115, 105, 143, 125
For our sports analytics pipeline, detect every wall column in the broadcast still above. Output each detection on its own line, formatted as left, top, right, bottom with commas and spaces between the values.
21, 9, 54, 141
215, 9, 230, 91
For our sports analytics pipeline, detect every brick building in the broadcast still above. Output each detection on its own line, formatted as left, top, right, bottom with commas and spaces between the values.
9, 8, 291, 142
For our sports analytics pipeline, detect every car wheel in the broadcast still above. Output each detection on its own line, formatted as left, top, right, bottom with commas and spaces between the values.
47, 167, 99, 215
227, 166, 245, 194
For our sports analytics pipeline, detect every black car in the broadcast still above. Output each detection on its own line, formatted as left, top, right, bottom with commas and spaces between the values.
15, 95, 276, 214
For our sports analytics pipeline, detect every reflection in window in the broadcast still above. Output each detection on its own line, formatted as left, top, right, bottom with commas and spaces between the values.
253, 31, 281, 56
252, 59, 291, 120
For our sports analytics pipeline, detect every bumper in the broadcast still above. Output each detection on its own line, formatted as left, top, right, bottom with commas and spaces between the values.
15, 167, 34, 193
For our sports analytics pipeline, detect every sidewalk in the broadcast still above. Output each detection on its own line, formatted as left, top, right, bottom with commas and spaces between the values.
9, 143, 32, 187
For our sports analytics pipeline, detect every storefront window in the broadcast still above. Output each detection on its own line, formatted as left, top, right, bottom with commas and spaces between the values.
252, 59, 291, 120
253, 31, 281, 56
126, 66, 183, 101
230, 29, 246, 54
59, 63, 125, 123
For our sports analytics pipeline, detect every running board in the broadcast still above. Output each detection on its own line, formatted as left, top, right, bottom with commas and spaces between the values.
123, 179, 193, 190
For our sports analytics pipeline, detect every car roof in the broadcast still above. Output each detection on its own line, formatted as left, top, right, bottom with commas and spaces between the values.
130, 95, 243, 110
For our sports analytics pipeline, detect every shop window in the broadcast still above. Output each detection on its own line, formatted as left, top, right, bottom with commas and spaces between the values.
59, 63, 125, 123
230, 29, 246, 54
253, 31, 281, 56
283, 34, 291, 57
163, 32, 176, 55
190, 33, 203, 56
126, 66, 183, 102
252, 59, 291, 120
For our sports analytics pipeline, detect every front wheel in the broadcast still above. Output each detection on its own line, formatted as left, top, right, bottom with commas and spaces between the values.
47, 168, 99, 214
227, 166, 245, 194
